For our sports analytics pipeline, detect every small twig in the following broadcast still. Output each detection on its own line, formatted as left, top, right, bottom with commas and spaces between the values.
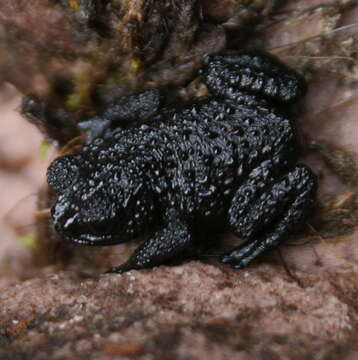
307, 224, 357, 267
277, 247, 305, 288
34, 208, 51, 219
60, 135, 85, 155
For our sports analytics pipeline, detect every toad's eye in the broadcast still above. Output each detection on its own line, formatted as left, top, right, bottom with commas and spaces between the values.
47, 156, 80, 193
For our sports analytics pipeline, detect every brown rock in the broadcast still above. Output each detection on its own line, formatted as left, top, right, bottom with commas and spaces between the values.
0, 263, 358, 359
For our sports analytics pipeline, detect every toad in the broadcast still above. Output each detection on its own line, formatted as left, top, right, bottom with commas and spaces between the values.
46, 51, 317, 273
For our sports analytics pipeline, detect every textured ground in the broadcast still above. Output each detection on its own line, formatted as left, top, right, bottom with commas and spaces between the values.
1, 263, 358, 360
0, 1, 358, 359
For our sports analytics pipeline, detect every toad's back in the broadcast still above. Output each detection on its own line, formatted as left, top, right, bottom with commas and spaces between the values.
91, 88, 298, 227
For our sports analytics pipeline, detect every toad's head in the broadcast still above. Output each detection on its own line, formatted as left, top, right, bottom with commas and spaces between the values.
47, 154, 155, 245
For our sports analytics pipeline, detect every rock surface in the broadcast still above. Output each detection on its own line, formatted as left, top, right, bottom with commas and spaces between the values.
1, 263, 358, 360
0, 1, 358, 359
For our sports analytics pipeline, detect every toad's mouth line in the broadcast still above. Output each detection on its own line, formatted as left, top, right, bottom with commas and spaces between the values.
60, 232, 127, 246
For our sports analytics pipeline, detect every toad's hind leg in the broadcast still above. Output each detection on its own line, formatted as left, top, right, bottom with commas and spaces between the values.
106, 210, 198, 273
201, 51, 307, 104
222, 165, 316, 269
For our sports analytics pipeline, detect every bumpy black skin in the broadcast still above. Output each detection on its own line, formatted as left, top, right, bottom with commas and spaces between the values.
47, 51, 317, 273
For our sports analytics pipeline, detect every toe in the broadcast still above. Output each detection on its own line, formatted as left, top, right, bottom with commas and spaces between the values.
220, 254, 233, 264
104, 263, 132, 274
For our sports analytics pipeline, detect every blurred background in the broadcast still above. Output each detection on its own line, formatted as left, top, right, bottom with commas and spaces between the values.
0, 84, 51, 285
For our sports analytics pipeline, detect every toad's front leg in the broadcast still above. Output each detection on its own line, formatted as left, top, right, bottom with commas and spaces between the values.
106, 209, 198, 273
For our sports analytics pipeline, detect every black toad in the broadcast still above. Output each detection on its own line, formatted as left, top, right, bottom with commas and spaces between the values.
47, 51, 317, 273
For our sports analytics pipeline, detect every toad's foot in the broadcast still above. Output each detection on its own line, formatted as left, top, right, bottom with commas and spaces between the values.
106, 210, 197, 273
201, 51, 306, 103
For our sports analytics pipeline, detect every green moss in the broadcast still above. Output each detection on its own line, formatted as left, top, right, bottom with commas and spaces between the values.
130, 57, 142, 72
66, 92, 84, 111
18, 235, 37, 251
38, 140, 50, 160
68, 0, 79, 10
